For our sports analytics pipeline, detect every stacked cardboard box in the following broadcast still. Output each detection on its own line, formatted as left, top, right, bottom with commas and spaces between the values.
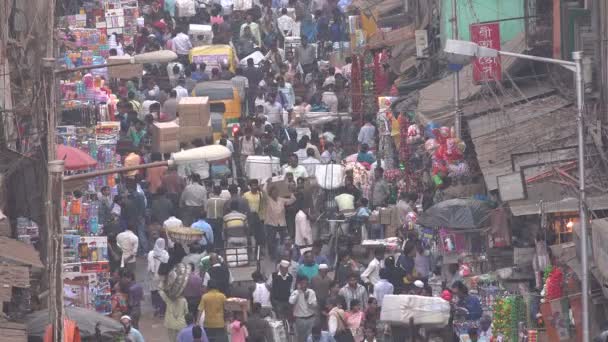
107, 56, 144, 79
178, 96, 211, 144
151, 121, 179, 153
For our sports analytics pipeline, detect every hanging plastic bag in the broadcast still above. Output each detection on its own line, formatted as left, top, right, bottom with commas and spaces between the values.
315, 164, 344, 189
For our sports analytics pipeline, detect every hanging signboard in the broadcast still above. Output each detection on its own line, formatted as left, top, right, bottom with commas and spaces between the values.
470, 22, 501, 83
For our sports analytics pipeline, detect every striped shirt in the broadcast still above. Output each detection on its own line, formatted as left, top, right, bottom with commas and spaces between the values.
223, 211, 247, 228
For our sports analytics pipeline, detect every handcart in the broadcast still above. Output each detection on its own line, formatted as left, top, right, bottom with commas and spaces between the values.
380, 294, 455, 342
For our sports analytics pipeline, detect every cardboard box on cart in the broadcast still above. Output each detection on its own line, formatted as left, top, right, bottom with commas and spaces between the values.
178, 96, 210, 127
151, 121, 179, 153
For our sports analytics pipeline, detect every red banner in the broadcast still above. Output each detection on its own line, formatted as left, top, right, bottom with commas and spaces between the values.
470, 22, 502, 83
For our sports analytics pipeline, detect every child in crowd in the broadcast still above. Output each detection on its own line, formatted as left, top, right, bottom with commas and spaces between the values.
229, 311, 249, 342
251, 271, 272, 317
356, 198, 371, 218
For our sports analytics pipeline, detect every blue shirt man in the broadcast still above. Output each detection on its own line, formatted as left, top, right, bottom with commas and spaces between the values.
192, 217, 214, 247
177, 324, 209, 342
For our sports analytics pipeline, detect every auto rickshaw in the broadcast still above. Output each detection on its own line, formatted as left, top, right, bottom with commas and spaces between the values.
188, 44, 238, 74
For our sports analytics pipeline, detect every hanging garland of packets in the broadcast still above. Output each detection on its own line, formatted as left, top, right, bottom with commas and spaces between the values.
542, 266, 563, 301
351, 55, 363, 124
361, 51, 378, 115
492, 296, 526, 342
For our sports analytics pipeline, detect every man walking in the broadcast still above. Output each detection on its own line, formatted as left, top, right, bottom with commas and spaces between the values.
289, 275, 318, 342
269, 259, 294, 320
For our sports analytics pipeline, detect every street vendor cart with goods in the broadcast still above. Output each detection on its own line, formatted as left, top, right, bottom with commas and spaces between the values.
221, 205, 261, 296
380, 294, 453, 341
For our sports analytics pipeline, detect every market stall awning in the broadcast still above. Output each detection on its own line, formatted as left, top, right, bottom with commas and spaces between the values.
464, 90, 608, 215
0, 237, 43, 268
417, 198, 493, 230
508, 192, 608, 216
56, 144, 98, 171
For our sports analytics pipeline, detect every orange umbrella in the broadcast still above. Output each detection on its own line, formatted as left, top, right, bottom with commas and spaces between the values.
56, 145, 98, 171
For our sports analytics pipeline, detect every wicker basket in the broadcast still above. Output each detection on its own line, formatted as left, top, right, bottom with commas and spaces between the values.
165, 226, 204, 245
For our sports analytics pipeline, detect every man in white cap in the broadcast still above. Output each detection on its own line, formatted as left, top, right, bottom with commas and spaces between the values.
412, 280, 426, 295
311, 263, 333, 310
269, 259, 294, 319
120, 315, 145, 342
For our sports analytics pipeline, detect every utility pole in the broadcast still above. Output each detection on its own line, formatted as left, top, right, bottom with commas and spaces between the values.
43, 55, 63, 342
451, 0, 462, 138
44, 0, 61, 338
574, 51, 590, 342
47, 159, 64, 342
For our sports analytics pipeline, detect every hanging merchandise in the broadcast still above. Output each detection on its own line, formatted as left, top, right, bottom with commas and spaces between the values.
398, 114, 410, 162
373, 50, 389, 95
439, 228, 465, 254
361, 51, 377, 115
492, 295, 526, 342
351, 55, 363, 124
542, 267, 563, 301
376, 110, 395, 169
63, 265, 112, 315
121, 6, 139, 46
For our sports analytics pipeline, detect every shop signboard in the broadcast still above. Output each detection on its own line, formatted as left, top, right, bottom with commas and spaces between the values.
470, 22, 501, 83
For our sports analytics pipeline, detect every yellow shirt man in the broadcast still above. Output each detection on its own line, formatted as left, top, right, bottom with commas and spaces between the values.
198, 289, 227, 329
242, 191, 263, 214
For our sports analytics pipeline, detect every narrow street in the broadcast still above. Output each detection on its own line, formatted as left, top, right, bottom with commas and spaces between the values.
135, 250, 278, 341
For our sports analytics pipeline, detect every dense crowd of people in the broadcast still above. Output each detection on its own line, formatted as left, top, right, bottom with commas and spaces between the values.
80, 0, 491, 342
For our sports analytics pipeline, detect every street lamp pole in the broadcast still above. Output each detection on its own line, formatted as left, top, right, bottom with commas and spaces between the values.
451, 0, 462, 139
444, 40, 588, 342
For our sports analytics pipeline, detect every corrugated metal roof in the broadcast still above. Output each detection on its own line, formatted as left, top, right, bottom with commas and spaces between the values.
0, 322, 27, 342
466, 91, 608, 216
468, 94, 576, 191
509, 194, 608, 216
416, 32, 527, 125
0, 237, 43, 268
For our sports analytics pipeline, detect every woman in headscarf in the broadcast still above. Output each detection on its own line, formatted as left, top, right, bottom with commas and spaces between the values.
148, 238, 170, 317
